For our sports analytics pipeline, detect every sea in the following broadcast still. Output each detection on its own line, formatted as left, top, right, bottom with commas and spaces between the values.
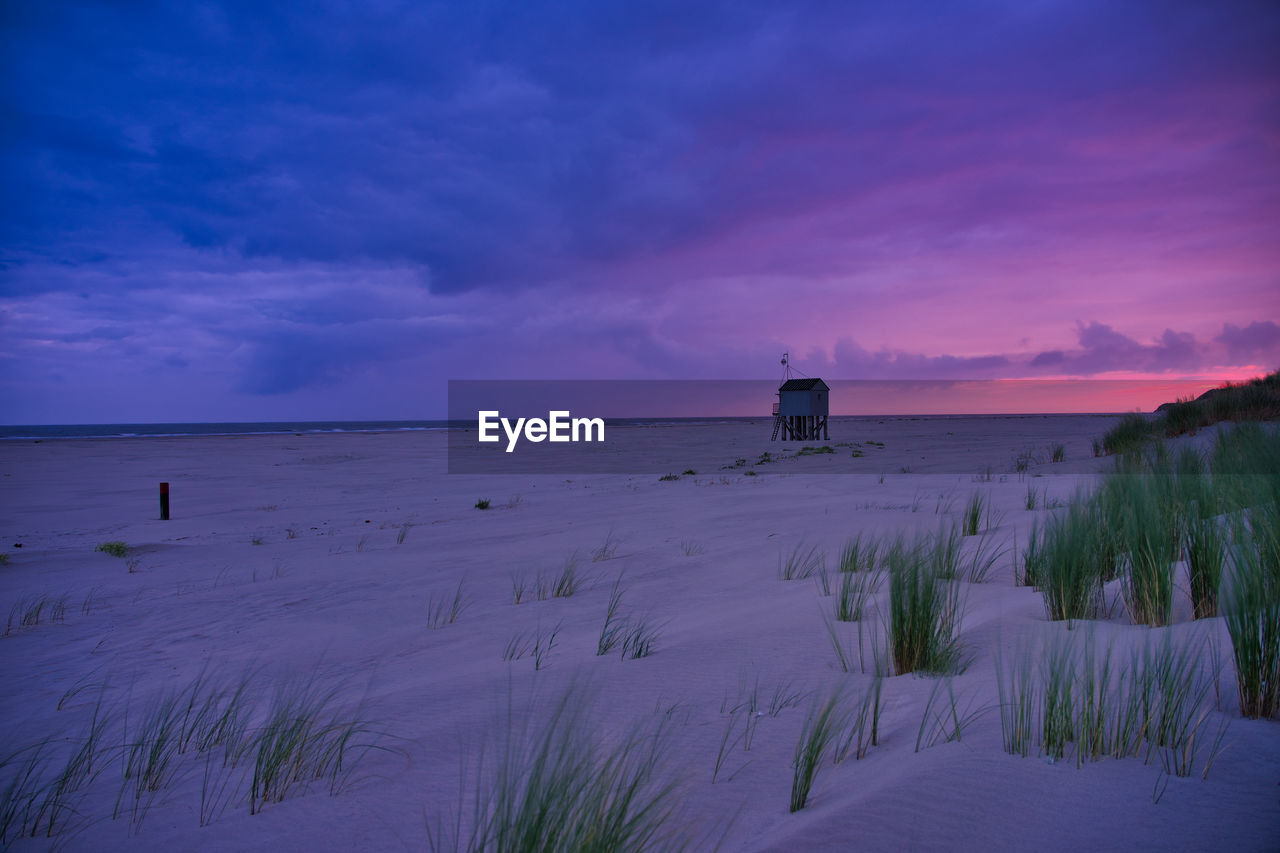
0, 413, 1116, 441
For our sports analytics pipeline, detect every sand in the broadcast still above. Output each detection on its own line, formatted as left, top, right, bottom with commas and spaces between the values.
1, 416, 1277, 851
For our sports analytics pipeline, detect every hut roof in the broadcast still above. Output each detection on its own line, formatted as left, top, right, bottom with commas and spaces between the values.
778, 378, 829, 392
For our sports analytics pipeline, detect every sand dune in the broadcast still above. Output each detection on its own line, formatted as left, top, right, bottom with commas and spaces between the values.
1, 416, 1277, 851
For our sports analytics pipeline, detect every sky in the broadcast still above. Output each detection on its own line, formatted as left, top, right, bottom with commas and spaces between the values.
2, 0, 1278, 422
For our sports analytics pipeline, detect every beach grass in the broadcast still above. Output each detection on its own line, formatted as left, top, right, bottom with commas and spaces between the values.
994, 628, 1226, 775
1116, 479, 1177, 626
833, 677, 883, 763
834, 568, 880, 622
790, 688, 845, 812
1186, 515, 1226, 619
1035, 499, 1107, 622
428, 579, 469, 629
552, 554, 585, 598
838, 533, 880, 574
5, 594, 69, 635
1222, 503, 1280, 719
596, 575, 628, 656
428, 683, 686, 852
1101, 413, 1154, 456
962, 492, 988, 536
248, 677, 376, 814
778, 543, 824, 581
887, 538, 965, 675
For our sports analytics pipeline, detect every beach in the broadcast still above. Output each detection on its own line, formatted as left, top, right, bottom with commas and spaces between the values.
1, 415, 1278, 851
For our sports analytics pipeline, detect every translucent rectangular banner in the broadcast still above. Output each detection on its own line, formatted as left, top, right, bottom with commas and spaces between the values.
446, 378, 1227, 475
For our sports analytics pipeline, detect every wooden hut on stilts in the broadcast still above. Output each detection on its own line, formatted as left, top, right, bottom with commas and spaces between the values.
770, 353, 830, 441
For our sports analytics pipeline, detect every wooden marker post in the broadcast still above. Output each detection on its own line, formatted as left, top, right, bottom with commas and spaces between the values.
159, 482, 170, 520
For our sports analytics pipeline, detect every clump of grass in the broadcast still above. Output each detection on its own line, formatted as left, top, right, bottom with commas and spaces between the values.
682, 469, 696, 475
994, 629, 1227, 777
115, 691, 186, 830
1051, 443, 1066, 463
1101, 413, 1155, 456
502, 631, 532, 662
886, 539, 965, 675
658, 473, 680, 482
428, 579, 469, 629
1039, 634, 1076, 760
475, 499, 491, 510
926, 523, 963, 579
833, 677, 883, 762
1024, 483, 1038, 511
796, 445, 835, 456
790, 688, 845, 812
962, 492, 988, 536
1036, 500, 1107, 622
1020, 519, 1045, 587
814, 562, 832, 596
620, 618, 661, 660
397, 523, 413, 545
591, 531, 619, 562
248, 678, 376, 814
838, 533, 879, 573
509, 571, 527, 605
834, 569, 880, 622
769, 681, 806, 717
1222, 503, 1280, 719
427, 683, 687, 852
553, 554, 584, 598
533, 622, 561, 671
0, 552, 11, 565
679, 539, 704, 556
95, 541, 128, 558
1, 742, 70, 842
995, 643, 1037, 757
1184, 514, 1225, 620
5, 595, 69, 635
779, 543, 824, 581
596, 576, 628, 656
1117, 481, 1177, 627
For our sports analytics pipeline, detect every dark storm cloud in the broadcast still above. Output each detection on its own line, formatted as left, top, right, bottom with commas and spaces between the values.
5, 1, 1278, 294
1, 1, 1277, 417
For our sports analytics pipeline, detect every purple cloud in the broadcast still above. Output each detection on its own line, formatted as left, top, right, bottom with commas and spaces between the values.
1, 1, 1277, 420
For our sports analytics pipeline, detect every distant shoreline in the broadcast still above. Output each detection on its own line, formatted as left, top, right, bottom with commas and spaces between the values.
0, 412, 1136, 441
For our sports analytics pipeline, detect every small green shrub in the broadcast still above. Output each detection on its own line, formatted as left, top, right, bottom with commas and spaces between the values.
95, 541, 128, 558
